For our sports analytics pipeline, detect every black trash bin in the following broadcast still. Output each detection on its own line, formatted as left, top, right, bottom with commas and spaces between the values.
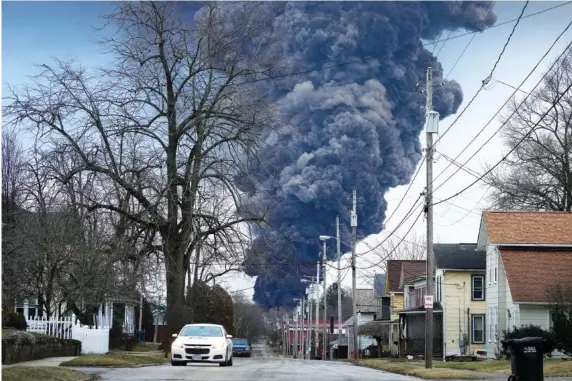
501, 337, 550, 381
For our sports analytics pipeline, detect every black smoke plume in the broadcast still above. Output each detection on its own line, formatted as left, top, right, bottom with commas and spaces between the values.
229, 1, 497, 308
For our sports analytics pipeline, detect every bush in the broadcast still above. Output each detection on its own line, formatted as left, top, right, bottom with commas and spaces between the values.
2, 331, 81, 365
501, 324, 553, 356
549, 284, 572, 356
2, 312, 28, 330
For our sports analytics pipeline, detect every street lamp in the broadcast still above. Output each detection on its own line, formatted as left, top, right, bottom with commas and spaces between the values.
293, 298, 301, 359
319, 236, 328, 360
320, 229, 343, 358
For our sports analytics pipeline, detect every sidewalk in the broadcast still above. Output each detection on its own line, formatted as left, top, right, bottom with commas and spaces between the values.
2, 356, 78, 368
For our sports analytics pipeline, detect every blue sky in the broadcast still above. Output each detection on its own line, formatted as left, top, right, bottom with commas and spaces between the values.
2, 1, 572, 297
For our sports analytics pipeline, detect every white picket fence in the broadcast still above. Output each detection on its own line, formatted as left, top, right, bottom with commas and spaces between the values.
26, 316, 73, 339
26, 315, 110, 354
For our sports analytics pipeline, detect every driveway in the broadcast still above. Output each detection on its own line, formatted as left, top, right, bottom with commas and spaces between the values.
79, 344, 420, 381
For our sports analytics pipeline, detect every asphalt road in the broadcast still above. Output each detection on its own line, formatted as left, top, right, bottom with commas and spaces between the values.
82, 344, 419, 381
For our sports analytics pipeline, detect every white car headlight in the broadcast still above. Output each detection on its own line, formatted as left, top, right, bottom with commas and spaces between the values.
211, 341, 225, 349
172, 340, 184, 349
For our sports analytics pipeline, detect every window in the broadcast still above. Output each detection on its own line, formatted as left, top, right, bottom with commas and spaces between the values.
488, 308, 492, 342
180, 325, 224, 337
437, 276, 442, 301
472, 315, 485, 344
489, 268, 492, 285
494, 267, 498, 283
472, 275, 485, 301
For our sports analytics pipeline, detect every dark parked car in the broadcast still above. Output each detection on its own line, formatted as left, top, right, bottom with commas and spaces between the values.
232, 338, 251, 357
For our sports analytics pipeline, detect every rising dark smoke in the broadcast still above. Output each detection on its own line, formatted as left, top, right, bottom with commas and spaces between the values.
226, 1, 497, 308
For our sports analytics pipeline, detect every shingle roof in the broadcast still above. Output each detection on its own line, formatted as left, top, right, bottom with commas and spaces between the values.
434, 243, 486, 270
399, 261, 426, 289
501, 249, 572, 303
374, 274, 386, 297
483, 211, 572, 245
386, 260, 425, 293
355, 288, 376, 313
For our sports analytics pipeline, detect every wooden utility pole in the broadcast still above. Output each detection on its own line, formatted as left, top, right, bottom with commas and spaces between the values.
424, 66, 440, 368
351, 189, 358, 359
336, 215, 342, 350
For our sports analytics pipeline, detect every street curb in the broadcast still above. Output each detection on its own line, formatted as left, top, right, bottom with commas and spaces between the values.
64, 363, 168, 369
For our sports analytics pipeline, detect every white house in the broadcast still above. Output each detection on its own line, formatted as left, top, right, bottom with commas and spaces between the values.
477, 211, 572, 358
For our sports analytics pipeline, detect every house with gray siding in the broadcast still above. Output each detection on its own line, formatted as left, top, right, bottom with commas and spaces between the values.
477, 211, 572, 358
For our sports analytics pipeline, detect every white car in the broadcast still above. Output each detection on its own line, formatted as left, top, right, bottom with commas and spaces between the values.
171, 323, 233, 366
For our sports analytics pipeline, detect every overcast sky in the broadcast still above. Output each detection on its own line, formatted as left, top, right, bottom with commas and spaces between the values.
3, 1, 571, 302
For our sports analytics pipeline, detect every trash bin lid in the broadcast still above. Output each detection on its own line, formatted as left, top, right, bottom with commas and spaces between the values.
502, 337, 547, 345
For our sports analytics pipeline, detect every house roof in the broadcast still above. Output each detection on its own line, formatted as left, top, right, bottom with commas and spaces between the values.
398, 301, 443, 314
386, 260, 425, 293
355, 288, 376, 313
374, 274, 386, 297
501, 249, 572, 303
483, 211, 572, 245
434, 243, 486, 270
399, 261, 426, 290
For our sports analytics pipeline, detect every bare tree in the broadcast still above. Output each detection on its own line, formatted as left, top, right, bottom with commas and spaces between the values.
233, 291, 267, 343
1, 129, 26, 310
486, 47, 572, 211
4, 2, 278, 340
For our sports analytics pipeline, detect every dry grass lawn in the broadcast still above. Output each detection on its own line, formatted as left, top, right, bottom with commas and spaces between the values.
435, 359, 510, 373
435, 358, 572, 377
2, 366, 88, 381
544, 359, 572, 377
131, 342, 160, 352
357, 359, 483, 379
59, 353, 168, 367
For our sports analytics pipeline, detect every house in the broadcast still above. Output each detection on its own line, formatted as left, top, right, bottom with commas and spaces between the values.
434, 243, 487, 358
477, 211, 572, 358
343, 288, 377, 356
398, 268, 444, 358
385, 260, 426, 354
373, 274, 391, 321
386, 260, 426, 320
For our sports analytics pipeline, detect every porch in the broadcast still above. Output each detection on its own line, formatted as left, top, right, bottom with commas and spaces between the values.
398, 302, 444, 359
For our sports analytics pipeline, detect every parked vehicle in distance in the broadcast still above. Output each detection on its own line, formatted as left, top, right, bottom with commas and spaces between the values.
170, 324, 233, 367
232, 338, 251, 357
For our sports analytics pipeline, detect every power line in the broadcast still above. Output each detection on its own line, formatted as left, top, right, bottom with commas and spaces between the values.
432, 80, 572, 207
424, 1, 570, 49
374, 2, 535, 249
445, 33, 477, 80
433, 31, 572, 193
233, 1, 566, 89
434, 0, 530, 146
358, 208, 425, 271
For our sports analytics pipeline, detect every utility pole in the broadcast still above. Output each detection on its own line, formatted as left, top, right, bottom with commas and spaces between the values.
322, 240, 327, 360
424, 66, 439, 369
301, 295, 306, 359
351, 189, 358, 360
315, 259, 320, 359
336, 215, 342, 350
294, 304, 299, 359
307, 286, 312, 359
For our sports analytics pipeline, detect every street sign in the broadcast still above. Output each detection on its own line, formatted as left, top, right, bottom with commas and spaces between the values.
424, 295, 434, 309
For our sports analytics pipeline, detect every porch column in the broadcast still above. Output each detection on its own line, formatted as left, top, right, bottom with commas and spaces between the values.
98, 303, 103, 328
110, 303, 114, 329
23, 299, 29, 319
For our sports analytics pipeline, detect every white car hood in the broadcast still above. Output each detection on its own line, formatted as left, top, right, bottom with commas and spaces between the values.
177, 336, 226, 346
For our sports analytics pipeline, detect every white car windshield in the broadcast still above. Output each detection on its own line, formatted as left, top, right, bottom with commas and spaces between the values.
180, 325, 223, 337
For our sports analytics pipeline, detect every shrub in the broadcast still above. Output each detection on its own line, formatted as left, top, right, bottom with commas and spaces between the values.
549, 283, 572, 356
501, 324, 553, 356
2, 312, 28, 330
